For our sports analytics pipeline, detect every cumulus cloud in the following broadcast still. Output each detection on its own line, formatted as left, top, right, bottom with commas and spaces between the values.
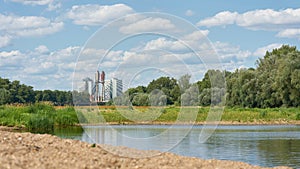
66, 4, 134, 26
0, 35, 11, 48
213, 41, 252, 61
276, 29, 300, 39
185, 10, 194, 16
0, 45, 80, 90
182, 30, 209, 40
0, 50, 22, 58
119, 17, 176, 34
10, 0, 53, 5
197, 11, 238, 27
144, 38, 185, 51
139, 30, 210, 52
197, 8, 300, 32
9, 0, 61, 11
0, 14, 63, 47
253, 43, 283, 57
34, 45, 49, 54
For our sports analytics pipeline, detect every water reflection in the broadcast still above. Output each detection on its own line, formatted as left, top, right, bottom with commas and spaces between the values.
54, 125, 300, 168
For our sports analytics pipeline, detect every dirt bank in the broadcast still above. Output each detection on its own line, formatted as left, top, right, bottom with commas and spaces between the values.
0, 127, 291, 169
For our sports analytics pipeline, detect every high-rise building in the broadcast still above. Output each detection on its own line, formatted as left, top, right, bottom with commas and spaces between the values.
104, 78, 123, 101
82, 77, 93, 95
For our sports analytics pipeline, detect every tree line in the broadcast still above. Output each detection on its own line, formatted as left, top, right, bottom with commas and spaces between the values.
114, 45, 300, 108
0, 78, 72, 105
1, 45, 299, 108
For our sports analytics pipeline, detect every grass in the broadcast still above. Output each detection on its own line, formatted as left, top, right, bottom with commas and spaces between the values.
76, 106, 300, 124
0, 103, 79, 133
1, 104, 299, 133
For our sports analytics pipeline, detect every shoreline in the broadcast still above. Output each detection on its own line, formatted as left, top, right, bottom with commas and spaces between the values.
79, 120, 300, 126
0, 127, 291, 169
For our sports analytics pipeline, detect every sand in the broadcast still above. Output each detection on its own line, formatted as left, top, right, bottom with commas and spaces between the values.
0, 127, 291, 169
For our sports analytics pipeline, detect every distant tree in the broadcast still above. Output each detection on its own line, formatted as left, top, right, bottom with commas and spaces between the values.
178, 74, 191, 93
132, 93, 149, 106
0, 88, 10, 105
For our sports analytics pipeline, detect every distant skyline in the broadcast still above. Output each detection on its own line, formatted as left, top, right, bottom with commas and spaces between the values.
1, 0, 300, 90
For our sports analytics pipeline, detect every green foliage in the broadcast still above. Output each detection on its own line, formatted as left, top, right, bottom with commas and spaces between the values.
260, 111, 267, 118
55, 107, 79, 126
225, 45, 300, 108
27, 102, 55, 114
0, 103, 80, 133
27, 114, 54, 134
296, 113, 300, 120
1, 45, 300, 109
0, 77, 73, 106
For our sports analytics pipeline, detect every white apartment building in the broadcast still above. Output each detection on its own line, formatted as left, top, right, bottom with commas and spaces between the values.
104, 78, 123, 101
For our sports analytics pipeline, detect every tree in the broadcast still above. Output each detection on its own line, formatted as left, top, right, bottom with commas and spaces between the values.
132, 93, 149, 106
0, 89, 10, 105
147, 77, 178, 104
178, 74, 191, 93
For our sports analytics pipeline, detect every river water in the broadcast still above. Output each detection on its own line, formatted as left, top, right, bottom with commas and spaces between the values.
54, 125, 300, 168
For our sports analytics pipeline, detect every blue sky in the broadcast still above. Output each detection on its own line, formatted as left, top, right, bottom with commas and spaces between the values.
1, 0, 300, 90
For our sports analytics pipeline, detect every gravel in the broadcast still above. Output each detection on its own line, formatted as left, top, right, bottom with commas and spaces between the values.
0, 127, 291, 169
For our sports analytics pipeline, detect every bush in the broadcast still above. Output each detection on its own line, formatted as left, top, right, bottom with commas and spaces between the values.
27, 103, 55, 115
55, 107, 79, 126
27, 114, 54, 133
260, 111, 267, 118
296, 113, 300, 120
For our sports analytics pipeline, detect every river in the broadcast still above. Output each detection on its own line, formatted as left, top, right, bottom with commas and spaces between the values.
54, 125, 300, 168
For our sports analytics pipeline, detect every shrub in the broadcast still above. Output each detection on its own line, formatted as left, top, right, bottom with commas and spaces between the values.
27, 114, 54, 133
55, 107, 79, 126
260, 111, 267, 118
296, 113, 300, 120
27, 103, 55, 115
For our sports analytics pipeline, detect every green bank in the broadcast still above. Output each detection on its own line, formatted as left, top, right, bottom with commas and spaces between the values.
77, 106, 300, 124
1, 104, 299, 133
0, 103, 79, 133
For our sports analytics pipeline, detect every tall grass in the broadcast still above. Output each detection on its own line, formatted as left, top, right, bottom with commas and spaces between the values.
0, 103, 80, 133
89, 106, 300, 124
1, 104, 299, 133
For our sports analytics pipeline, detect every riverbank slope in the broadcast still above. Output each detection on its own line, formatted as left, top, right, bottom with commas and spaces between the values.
0, 127, 291, 169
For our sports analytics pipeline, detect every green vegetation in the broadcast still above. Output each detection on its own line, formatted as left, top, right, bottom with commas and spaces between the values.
0, 103, 79, 133
76, 106, 300, 124
113, 45, 300, 108
0, 78, 72, 106
1, 45, 300, 133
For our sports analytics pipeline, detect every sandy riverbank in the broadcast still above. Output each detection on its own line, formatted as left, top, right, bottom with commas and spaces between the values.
0, 126, 291, 169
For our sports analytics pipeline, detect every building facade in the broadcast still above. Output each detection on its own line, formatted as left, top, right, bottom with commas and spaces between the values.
104, 78, 123, 101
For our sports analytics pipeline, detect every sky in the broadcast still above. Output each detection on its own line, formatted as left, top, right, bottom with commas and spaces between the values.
1, 0, 300, 91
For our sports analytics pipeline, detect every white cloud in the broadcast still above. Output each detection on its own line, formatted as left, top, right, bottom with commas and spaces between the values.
197, 11, 238, 27
34, 45, 49, 54
276, 29, 300, 39
119, 17, 176, 34
0, 35, 11, 48
9, 0, 61, 11
144, 37, 186, 51
10, 0, 53, 5
185, 10, 194, 16
141, 30, 210, 52
197, 8, 300, 31
0, 14, 63, 47
66, 4, 134, 26
213, 41, 252, 61
253, 43, 282, 57
0, 50, 22, 58
182, 30, 209, 41
47, 1, 61, 11
0, 46, 80, 90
